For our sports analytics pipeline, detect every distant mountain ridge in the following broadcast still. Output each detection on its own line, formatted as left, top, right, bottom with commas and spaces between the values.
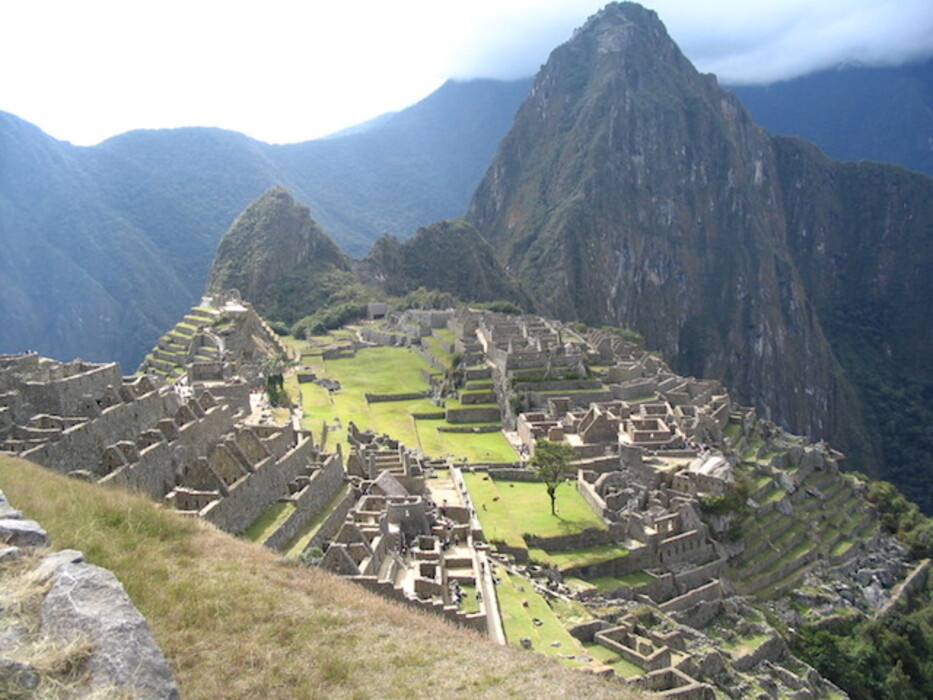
731, 58, 933, 178
4, 50, 932, 371
0, 78, 532, 368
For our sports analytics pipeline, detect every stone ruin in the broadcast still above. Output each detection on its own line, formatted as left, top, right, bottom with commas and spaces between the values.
346, 307, 910, 697
137, 291, 290, 411
0, 352, 345, 538
321, 464, 491, 635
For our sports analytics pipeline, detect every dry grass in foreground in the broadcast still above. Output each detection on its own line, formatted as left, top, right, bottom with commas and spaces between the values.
0, 457, 644, 699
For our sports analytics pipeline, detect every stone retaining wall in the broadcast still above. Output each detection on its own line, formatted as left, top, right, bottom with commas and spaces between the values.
659, 579, 723, 614
525, 527, 613, 551
488, 468, 538, 481
305, 488, 357, 552
22, 389, 175, 475
445, 406, 501, 423
264, 453, 346, 550
436, 425, 502, 434
364, 391, 429, 403
201, 435, 314, 534
351, 576, 487, 633
732, 635, 785, 672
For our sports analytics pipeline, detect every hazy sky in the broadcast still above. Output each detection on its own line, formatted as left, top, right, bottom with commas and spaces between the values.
2, 0, 931, 146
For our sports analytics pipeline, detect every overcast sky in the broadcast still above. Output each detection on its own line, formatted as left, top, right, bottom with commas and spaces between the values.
2, 0, 931, 146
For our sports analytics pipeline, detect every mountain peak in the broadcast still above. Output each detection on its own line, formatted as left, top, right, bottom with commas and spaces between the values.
205, 186, 348, 322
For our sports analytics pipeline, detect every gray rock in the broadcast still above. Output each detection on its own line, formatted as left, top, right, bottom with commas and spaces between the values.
0, 546, 22, 564
31, 549, 84, 582
0, 502, 22, 519
0, 657, 39, 695
0, 518, 48, 548
0, 492, 21, 519
41, 562, 179, 699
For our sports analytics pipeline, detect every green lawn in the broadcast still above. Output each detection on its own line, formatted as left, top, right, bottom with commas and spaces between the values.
528, 544, 629, 571
287, 341, 516, 464
463, 474, 606, 550
415, 421, 516, 463
461, 473, 526, 548
325, 346, 432, 395
495, 571, 590, 665
242, 501, 294, 543
580, 570, 653, 592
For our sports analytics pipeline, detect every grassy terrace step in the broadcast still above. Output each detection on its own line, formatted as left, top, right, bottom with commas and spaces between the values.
465, 380, 495, 390
148, 357, 178, 373
739, 523, 807, 576
284, 484, 352, 558
423, 336, 454, 367
243, 501, 296, 543
528, 544, 629, 572
799, 469, 837, 493
752, 549, 820, 599
741, 540, 818, 596
852, 512, 879, 541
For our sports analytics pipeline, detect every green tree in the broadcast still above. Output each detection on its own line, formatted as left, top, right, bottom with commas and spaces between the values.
530, 440, 576, 516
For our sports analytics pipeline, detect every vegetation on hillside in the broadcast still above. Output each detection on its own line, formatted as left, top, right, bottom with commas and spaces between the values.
795, 601, 933, 700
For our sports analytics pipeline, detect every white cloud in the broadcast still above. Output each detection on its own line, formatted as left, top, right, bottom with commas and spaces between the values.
1, 1, 931, 145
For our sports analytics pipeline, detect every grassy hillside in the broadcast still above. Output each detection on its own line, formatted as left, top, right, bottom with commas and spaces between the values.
0, 456, 639, 699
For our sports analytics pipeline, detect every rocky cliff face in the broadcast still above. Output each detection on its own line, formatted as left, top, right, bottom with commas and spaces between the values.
467, 2, 933, 500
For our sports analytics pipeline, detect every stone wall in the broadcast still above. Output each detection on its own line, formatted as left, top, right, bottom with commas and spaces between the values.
524, 527, 614, 551
672, 558, 726, 594
365, 392, 429, 403
731, 635, 785, 672
22, 388, 176, 474
305, 488, 357, 552
488, 468, 539, 482
20, 362, 123, 417
351, 575, 487, 633
658, 528, 711, 568
612, 379, 659, 401
264, 453, 346, 550
99, 440, 176, 499
200, 435, 314, 534
445, 405, 501, 423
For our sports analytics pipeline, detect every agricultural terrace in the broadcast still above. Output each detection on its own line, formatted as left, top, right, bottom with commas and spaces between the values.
287, 332, 516, 463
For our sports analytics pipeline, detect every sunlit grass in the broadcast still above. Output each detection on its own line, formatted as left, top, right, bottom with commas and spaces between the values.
242, 501, 294, 543
528, 544, 629, 571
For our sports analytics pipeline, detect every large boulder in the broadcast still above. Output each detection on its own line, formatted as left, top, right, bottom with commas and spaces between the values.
40, 561, 179, 699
